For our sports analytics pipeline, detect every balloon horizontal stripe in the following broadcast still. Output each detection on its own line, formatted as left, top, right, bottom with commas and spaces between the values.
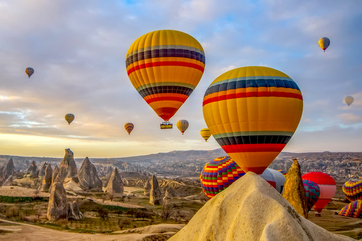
222, 143, 285, 153
136, 82, 196, 92
213, 131, 294, 139
126, 47, 205, 66
215, 135, 291, 146
203, 91, 302, 106
127, 61, 205, 75
205, 78, 300, 95
139, 86, 193, 98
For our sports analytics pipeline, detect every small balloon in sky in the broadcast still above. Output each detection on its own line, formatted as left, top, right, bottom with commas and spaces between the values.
124, 123, 134, 135
176, 120, 189, 135
25, 67, 34, 78
65, 113, 75, 125
344, 96, 354, 106
318, 37, 330, 52
200, 128, 211, 142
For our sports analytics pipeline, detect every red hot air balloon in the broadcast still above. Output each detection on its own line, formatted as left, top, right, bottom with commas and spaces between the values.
302, 172, 336, 213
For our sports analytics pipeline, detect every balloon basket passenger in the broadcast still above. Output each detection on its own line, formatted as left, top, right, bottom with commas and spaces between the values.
160, 122, 173, 129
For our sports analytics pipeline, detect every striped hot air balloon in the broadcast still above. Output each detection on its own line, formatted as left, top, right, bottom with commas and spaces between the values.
318, 37, 330, 52
176, 119, 189, 135
203, 66, 303, 174
303, 180, 321, 212
338, 200, 362, 218
277, 170, 288, 176
200, 128, 211, 142
302, 172, 336, 213
342, 180, 362, 202
124, 123, 134, 135
126, 30, 205, 123
65, 113, 75, 125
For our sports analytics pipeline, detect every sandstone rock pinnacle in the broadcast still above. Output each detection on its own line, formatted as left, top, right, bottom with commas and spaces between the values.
78, 157, 102, 191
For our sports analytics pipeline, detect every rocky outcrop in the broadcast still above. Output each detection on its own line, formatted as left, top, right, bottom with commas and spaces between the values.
144, 180, 151, 195
2, 175, 14, 186
39, 162, 48, 178
59, 149, 77, 181
47, 182, 68, 221
78, 157, 102, 191
105, 167, 123, 194
169, 172, 354, 241
40, 164, 53, 192
149, 175, 162, 205
3, 158, 15, 180
26, 161, 38, 178
158, 179, 201, 197
52, 166, 60, 183
163, 189, 172, 205
283, 159, 309, 218
68, 201, 83, 220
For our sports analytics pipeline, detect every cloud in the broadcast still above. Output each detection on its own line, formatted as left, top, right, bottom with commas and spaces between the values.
337, 113, 361, 124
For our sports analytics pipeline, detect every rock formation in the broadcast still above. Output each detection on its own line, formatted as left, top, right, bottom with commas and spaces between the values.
163, 189, 172, 205
3, 158, 15, 180
59, 149, 77, 181
40, 164, 53, 192
47, 182, 68, 221
78, 157, 102, 191
26, 161, 38, 178
169, 172, 354, 241
149, 175, 162, 205
2, 175, 14, 186
39, 162, 48, 178
144, 180, 151, 195
105, 167, 123, 194
283, 159, 309, 218
68, 201, 83, 220
52, 166, 60, 183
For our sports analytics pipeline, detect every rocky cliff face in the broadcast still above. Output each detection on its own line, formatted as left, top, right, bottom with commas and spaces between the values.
169, 172, 354, 241
47, 182, 68, 221
41, 164, 53, 192
3, 158, 15, 180
39, 162, 48, 178
2, 175, 14, 186
58, 149, 77, 181
105, 167, 123, 194
26, 161, 38, 178
144, 180, 151, 195
283, 159, 309, 218
78, 157, 102, 191
52, 166, 60, 183
149, 175, 162, 205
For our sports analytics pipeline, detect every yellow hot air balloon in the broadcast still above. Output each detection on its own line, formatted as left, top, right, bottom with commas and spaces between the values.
176, 119, 189, 135
203, 66, 303, 174
200, 128, 211, 142
25, 67, 34, 78
345, 96, 354, 106
125, 122, 134, 135
126, 30, 205, 127
318, 37, 330, 52
65, 113, 75, 125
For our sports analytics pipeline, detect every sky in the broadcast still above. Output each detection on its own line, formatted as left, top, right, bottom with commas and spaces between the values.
0, 0, 361, 158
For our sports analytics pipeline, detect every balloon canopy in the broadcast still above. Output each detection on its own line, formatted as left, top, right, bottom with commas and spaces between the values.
176, 120, 189, 135
342, 180, 362, 202
344, 96, 354, 106
338, 200, 362, 218
318, 37, 330, 52
303, 180, 321, 212
203, 66, 303, 174
126, 29, 205, 122
302, 172, 336, 213
65, 113, 75, 125
25, 67, 34, 78
200, 128, 211, 142
124, 123, 134, 135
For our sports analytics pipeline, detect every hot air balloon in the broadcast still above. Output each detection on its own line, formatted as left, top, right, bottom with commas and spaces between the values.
126, 30, 205, 128
203, 66, 303, 174
200, 156, 285, 199
277, 170, 288, 176
25, 67, 34, 78
344, 96, 354, 106
176, 120, 189, 135
124, 122, 134, 135
338, 200, 362, 218
303, 180, 321, 212
342, 180, 362, 202
318, 37, 330, 52
200, 128, 211, 142
302, 172, 336, 213
65, 113, 75, 125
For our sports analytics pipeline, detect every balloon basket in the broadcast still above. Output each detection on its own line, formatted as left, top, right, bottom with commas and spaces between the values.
160, 122, 173, 129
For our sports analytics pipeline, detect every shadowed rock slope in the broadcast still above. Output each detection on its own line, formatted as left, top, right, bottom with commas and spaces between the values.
169, 172, 355, 241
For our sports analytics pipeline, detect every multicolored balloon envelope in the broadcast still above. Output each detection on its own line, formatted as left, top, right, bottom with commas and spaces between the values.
124, 123, 134, 135
302, 180, 321, 212
126, 30, 205, 122
302, 172, 336, 213
318, 37, 330, 52
203, 66, 303, 174
342, 180, 362, 202
277, 170, 288, 176
65, 113, 75, 125
25, 67, 34, 78
176, 120, 189, 135
338, 200, 362, 218
200, 156, 285, 199
200, 128, 211, 142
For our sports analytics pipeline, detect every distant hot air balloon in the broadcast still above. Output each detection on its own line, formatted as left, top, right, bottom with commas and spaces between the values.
25, 67, 34, 78
318, 37, 330, 52
124, 122, 134, 135
176, 120, 189, 135
277, 170, 288, 176
338, 200, 362, 218
65, 113, 75, 125
303, 180, 321, 212
203, 66, 303, 174
344, 96, 354, 106
200, 128, 211, 142
200, 156, 285, 199
126, 30, 205, 126
342, 180, 362, 202
302, 172, 336, 213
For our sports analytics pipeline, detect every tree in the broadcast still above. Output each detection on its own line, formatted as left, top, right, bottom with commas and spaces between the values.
161, 204, 174, 221
118, 219, 130, 230
97, 207, 108, 220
